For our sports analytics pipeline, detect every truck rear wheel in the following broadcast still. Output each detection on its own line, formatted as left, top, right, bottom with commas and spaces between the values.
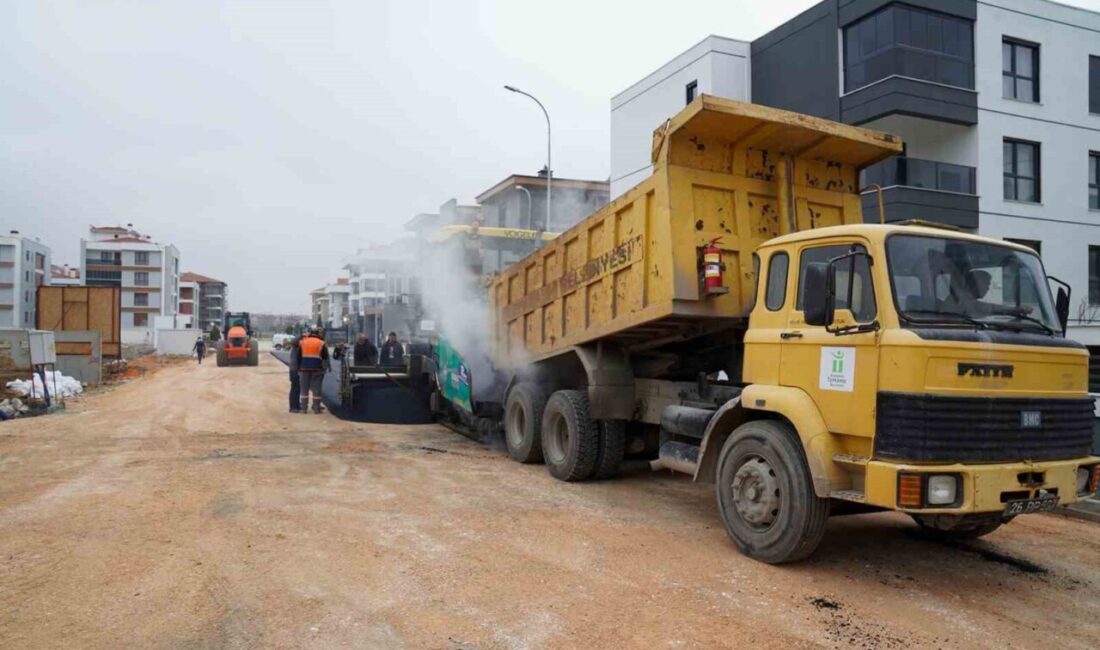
591, 419, 626, 480
715, 419, 829, 564
504, 383, 547, 464
216, 340, 228, 367
541, 390, 599, 482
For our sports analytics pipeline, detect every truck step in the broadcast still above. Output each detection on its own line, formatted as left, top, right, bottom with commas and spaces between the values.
832, 453, 869, 467
830, 489, 866, 503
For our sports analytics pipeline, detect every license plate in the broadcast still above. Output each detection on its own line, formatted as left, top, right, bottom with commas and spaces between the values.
1004, 495, 1059, 516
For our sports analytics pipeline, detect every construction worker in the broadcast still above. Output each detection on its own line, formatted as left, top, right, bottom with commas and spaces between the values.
288, 336, 301, 413
298, 327, 330, 414
380, 331, 404, 366
192, 337, 206, 364
353, 333, 377, 366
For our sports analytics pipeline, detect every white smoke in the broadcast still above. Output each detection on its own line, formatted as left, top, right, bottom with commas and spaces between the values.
417, 234, 498, 402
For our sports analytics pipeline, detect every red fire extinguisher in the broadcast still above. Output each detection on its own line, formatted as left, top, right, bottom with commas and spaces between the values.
703, 238, 728, 297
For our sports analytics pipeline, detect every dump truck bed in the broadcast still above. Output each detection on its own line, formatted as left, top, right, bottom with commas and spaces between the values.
489, 95, 902, 369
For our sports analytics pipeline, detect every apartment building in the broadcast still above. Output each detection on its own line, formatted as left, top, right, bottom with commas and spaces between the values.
50, 264, 80, 286
475, 174, 610, 274
180, 272, 228, 332
309, 279, 352, 331
609, 0, 1100, 343
0, 231, 50, 328
611, 35, 751, 197
342, 238, 422, 343
80, 225, 181, 344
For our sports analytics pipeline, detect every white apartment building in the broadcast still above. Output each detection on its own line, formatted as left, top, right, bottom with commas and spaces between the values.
610, 35, 751, 198
608, 0, 1100, 345
80, 225, 181, 344
0, 231, 51, 328
342, 237, 420, 342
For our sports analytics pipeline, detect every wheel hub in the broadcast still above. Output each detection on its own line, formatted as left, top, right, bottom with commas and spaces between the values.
731, 456, 780, 528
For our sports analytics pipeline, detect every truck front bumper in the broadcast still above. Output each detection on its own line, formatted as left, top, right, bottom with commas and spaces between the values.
863, 456, 1100, 514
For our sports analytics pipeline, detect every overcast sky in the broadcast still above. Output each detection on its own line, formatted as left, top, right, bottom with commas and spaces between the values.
3, 0, 1099, 313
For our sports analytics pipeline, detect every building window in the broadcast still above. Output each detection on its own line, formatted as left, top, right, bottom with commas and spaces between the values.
134, 312, 149, 327
134, 292, 148, 307
1003, 139, 1040, 203
100, 250, 112, 262
1091, 246, 1100, 305
1005, 238, 1041, 256
1002, 38, 1039, 102
1091, 151, 1099, 210
686, 80, 698, 105
1090, 55, 1099, 114
135, 251, 149, 265
843, 5, 973, 93
134, 271, 149, 286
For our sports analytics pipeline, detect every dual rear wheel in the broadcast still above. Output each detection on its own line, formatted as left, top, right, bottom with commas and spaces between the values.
503, 383, 624, 482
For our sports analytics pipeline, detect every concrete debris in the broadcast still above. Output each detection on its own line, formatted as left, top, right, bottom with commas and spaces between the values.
0, 398, 28, 419
6, 371, 85, 399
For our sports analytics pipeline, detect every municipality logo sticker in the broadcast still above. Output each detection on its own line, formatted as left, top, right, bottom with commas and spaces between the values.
819, 347, 855, 392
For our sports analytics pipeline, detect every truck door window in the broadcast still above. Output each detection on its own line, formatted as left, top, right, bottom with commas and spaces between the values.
765, 251, 789, 311
797, 244, 876, 322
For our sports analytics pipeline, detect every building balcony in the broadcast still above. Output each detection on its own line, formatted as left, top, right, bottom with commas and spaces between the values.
841, 76, 976, 126
860, 157, 978, 229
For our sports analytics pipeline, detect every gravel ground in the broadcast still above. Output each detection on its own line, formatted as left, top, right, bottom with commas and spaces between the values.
1, 351, 1098, 649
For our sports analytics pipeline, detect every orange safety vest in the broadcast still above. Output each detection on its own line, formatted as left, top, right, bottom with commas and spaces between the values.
299, 336, 325, 371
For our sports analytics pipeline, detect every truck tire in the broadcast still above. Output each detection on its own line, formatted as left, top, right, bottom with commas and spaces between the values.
541, 390, 599, 482
590, 419, 626, 480
216, 340, 228, 367
715, 419, 829, 564
247, 339, 259, 366
504, 383, 547, 464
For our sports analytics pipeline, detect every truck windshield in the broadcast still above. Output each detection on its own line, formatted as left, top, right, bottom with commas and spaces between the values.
886, 234, 1058, 334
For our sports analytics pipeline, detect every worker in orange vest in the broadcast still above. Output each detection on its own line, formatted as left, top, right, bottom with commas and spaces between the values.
297, 327, 330, 414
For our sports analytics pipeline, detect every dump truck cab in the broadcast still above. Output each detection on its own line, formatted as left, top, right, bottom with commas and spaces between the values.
703, 223, 1100, 560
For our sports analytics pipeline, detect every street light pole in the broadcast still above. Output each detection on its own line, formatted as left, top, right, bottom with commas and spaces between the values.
504, 85, 551, 231
515, 185, 533, 231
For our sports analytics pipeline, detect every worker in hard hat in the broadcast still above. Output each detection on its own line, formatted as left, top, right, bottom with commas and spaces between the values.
297, 327, 330, 414
192, 336, 206, 364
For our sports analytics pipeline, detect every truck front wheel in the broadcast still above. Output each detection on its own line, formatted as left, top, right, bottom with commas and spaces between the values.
541, 390, 599, 482
504, 383, 547, 464
715, 419, 830, 564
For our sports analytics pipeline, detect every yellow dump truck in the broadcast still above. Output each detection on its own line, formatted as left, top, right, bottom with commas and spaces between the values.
470, 96, 1100, 563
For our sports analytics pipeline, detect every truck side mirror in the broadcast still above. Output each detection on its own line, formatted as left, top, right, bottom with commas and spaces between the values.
803, 263, 835, 327
1055, 286, 1069, 336
1048, 275, 1071, 337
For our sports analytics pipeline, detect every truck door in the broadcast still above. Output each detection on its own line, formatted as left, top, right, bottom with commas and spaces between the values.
778, 241, 880, 438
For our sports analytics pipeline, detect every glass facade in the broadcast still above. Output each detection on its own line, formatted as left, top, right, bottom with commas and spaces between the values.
862, 157, 976, 194
844, 5, 973, 93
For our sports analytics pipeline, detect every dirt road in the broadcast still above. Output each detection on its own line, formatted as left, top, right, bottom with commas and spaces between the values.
1, 352, 1098, 649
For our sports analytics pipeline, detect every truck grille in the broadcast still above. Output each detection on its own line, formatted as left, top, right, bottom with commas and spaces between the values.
875, 392, 1095, 463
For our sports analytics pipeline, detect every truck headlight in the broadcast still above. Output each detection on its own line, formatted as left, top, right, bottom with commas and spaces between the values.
927, 475, 959, 505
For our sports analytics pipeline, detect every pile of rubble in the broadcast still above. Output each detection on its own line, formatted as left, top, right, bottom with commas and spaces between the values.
0, 397, 31, 420
7, 371, 84, 399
